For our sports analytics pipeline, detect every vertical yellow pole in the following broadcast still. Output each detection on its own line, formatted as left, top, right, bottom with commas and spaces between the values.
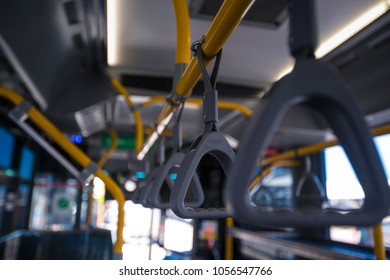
173, 0, 191, 64
373, 223, 386, 260
175, 0, 254, 98
97, 129, 119, 168
225, 217, 234, 260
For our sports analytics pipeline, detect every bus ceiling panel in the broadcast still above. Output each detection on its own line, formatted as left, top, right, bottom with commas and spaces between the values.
109, 0, 384, 89
225, 105, 331, 150
0, 0, 106, 110
118, 73, 265, 99
49, 72, 114, 114
328, 16, 390, 116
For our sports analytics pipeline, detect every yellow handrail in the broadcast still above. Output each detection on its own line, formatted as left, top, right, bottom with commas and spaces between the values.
87, 129, 119, 230
373, 223, 387, 260
97, 129, 119, 168
111, 78, 144, 154
139, 0, 254, 160
141, 95, 166, 108
175, 0, 253, 97
225, 217, 234, 260
186, 98, 253, 117
141, 96, 253, 118
0, 87, 125, 255
261, 124, 390, 166
173, 0, 191, 64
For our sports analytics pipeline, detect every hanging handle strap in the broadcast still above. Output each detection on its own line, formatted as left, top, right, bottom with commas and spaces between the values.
191, 37, 223, 132
172, 103, 185, 152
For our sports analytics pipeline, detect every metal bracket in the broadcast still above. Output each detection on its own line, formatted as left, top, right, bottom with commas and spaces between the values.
172, 122, 182, 151
8, 100, 32, 121
169, 63, 188, 105
79, 162, 98, 184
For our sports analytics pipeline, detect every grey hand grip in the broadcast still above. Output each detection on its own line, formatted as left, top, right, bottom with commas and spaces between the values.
225, 60, 390, 227
148, 152, 204, 209
138, 167, 161, 208
171, 132, 236, 219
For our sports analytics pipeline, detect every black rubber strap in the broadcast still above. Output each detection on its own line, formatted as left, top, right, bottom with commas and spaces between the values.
173, 103, 185, 152
193, 42, 222, 92
191, 37, 223, 132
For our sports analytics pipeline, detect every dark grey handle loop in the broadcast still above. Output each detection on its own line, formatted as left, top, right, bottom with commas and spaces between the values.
171, 132, 236, 219
225, 60, 390, 227
137, 167, 161, 208
148, 152, 204, 209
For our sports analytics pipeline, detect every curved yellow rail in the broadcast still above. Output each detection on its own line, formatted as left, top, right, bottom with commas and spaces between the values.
97, 129, 119, 168
111, 78, 144, 154
175, 0, 253, 97
173, 0, 191, 64
261, 124, 390, 166
0, 87, 125, 255
139, 0, 253, 160
141, 96, 253, 118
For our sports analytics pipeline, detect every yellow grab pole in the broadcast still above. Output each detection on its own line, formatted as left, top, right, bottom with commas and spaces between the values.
140, 0, 253, 160
142, 96, 253, 117
111, 78, 144, 153
97, 129, 119, 168
96, 169, 125, 255
261, 124, 390, 166
173, 0, 191, 64
0, 87, 125, 255
225, 217, 234, 260
175, 0, 254, 98
186, 98, 253, 117
373, 223, 386, 260
87, 129, 119, 230
137, 0, 192, 160
29, 107, 127, 254
141, 96, 167, 108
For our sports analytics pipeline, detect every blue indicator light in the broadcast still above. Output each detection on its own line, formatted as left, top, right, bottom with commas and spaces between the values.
169, 173, 177, 180
135, 171, 146, 179
70, 134, 83, 144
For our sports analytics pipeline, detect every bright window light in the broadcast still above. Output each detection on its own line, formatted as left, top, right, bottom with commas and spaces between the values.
325, 134, 390, 200
124, 179, 137, 192
325, 145, 365, 200
93, 177, 106, 199
107, 0, 120, 65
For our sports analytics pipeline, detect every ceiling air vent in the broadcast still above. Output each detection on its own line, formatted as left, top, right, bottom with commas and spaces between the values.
189, 0, 288, 28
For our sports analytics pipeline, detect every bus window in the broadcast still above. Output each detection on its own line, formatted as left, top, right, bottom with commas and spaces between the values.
0, 127, 16, 170
325, 134, 390, 246
163, 210, 193, 255
18, 147, 35, 181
